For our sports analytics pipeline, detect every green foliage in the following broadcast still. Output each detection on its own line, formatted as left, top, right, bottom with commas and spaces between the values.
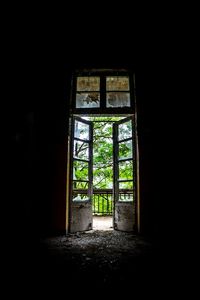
93, 194, 113, 215
73, 117, 133, 189
93, 121, 113, 188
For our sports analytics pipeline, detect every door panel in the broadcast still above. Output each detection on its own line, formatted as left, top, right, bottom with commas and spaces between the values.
113, 116, 136, 232
69, 116, 93, 233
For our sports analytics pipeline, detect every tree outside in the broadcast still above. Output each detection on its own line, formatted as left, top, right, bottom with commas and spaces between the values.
73, 116, 133, 214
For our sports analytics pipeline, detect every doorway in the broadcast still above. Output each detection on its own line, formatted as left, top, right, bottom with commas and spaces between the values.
68, 114, 137, 233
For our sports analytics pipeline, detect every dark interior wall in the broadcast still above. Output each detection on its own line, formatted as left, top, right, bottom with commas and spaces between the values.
136, 69, 163, 237
10, 30, 169, 242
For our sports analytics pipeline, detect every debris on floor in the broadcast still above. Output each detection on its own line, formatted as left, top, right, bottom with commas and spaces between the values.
38, 230, 161, 290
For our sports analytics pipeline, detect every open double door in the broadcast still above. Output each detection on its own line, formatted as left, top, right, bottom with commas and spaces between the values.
68, 116, 137, 233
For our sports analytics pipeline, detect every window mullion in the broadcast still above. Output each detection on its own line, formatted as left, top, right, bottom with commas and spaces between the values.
100, 75, 106, 109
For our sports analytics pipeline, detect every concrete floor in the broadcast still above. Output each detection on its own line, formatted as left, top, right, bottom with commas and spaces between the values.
6, 226, 187, 297
35, 228, 163, 296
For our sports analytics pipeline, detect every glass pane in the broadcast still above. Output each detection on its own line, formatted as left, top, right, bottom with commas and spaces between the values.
119, 161, 133, 180
74, 120, 89, 140
106, 76, 129, 91
77, 77, 100, 91
106, 92, 130, 107
73, 140, 89, 160
73, 193, 89, 202
119, 141, 132, 159
119, 193, 133, 202
76, 92, 100, 108
73, 181, 88, 190
119, 181, 133, 189
118, 120, 132, 140
73, 160, 88, 180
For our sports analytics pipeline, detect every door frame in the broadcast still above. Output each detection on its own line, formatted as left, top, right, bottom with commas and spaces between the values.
66, 113, 140, 233
68, 116, 93, 233
113, 115, 137, 232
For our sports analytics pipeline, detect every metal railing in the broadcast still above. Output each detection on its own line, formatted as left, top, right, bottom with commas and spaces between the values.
73, 189, 133, 215
93, 189, 113, 215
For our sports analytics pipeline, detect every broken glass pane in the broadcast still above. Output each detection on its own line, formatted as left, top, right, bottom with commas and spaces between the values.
119, 140, 132, 159
119, 193, 133, 202
73, 140, 89, 160
77, 77, 100, 91
76, 92, 100, 108
72, 193, 89, 201
106, 92, 130, 107
74, 120, 89, 140
106, 76, 129, 91
118, 120, 132, 140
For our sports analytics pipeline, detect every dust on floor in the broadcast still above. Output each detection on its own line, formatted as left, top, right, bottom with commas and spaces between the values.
38, 230, 163, 292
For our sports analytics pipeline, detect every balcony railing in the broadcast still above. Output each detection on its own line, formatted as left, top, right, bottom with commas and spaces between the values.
93, 189, 134, 215
73, 189, 133, 215
93, 189, 113, 215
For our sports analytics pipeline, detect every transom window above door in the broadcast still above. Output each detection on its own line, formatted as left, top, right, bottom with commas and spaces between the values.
71, 70, 135, 112
76, 77, 100, 108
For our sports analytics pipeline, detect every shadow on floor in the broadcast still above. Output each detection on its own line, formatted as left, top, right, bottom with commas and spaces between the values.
6, 229, 188, 297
